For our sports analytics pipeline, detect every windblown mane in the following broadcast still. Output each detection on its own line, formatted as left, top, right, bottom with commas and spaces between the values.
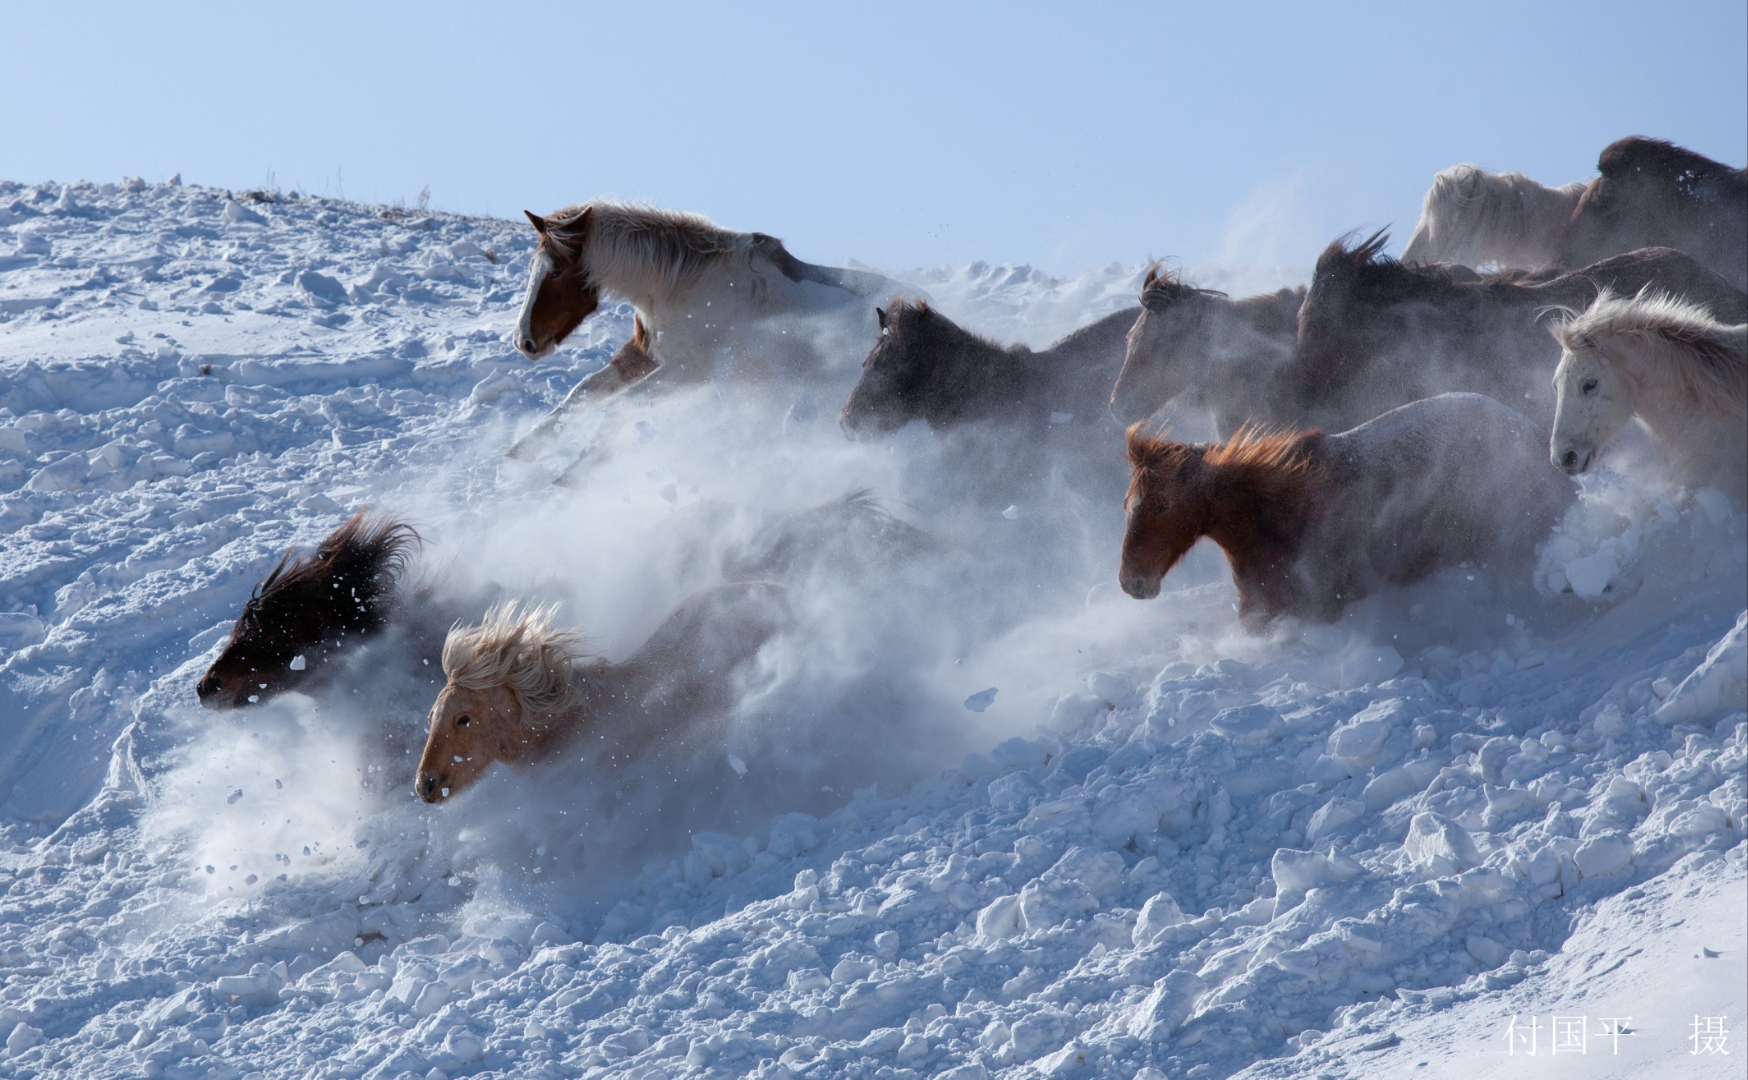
442, 602, 587, 719
1314, 229, 1545, 302
542, 200, 749, 301
1139, 263, 1228, 312
1557, 289, 1748, 414
885, 298, 1004, 353
1401, 164, 1586, 266
1126, 422, 1321, 506
1598, 137, 1748, 192
237, 509, 417, 641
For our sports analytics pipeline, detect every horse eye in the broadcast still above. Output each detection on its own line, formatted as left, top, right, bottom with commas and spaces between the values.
1581, 378, 1598, 395
456, 714, 471, 727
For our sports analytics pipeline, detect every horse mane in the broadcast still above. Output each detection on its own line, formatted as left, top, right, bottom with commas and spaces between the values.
1126, 422, 1321, 505
1598, 137, 1748, 191
441, 601, 588, 720
1139, 263, 1228, 312
1402, 164, 1586, 266
542, 200, 748, 302
1315, 228, 1551, 302
240, 509, 417, 637
884, 297, 1007, 353
1557, 288, 1748, 414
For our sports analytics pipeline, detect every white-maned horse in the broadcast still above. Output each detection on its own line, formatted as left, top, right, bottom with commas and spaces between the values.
1400, 163, 1587, 270
509, 201, 906, 457
1550, 289, 1748, 501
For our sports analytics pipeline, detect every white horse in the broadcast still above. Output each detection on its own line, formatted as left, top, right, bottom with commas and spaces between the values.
509, 200, 907, 457
1551, 289, 1748, 501
1400, 163, 1587, 270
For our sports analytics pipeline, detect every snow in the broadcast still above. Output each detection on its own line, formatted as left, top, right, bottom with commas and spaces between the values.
0, 176, 1743, 1080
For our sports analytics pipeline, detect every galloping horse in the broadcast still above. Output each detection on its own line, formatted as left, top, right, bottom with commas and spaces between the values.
509, 201, 907, 457
1108, 265, 1305, 434
414, 583, 790, 801
198, 511, 419, 708
1550, 289, 1747, 500
1291, 233, 1748, 425
1400, 163, 1587, 270
1556, 138, 1747, 291
1119, 394, 1574, 629
839, 299, 1136, 436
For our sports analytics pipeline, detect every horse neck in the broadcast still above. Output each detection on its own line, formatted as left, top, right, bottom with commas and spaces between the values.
926, 331, 1036, 423
1621, 334, 1747, 435
1197, 448, 1319, 571
582, 226, 738, 321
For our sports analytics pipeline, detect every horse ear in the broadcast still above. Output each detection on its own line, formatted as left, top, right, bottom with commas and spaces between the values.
875, 306, 887, 330
524, 210, 548, 234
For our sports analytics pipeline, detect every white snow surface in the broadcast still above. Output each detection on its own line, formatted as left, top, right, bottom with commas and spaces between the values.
0, 177, 1743, 1080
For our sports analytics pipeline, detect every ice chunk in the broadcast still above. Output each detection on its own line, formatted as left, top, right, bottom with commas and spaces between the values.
767, 813, 820, 858
297, 270, 348, 305
975, 894, 1023, 942
1044, 846, 1125, 895
963, 687, 999, 712
1126, 970, 1207, 1040
1208, 703, 1283, 744
1305, 796, 1365, 842
1563, 547, 1618, 600
1573, 832, 1634, 878
1047, 692, 1107, 733
1656, 610, 1747, 726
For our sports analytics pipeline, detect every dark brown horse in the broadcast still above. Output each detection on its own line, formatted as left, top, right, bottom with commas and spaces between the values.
839, 299, 1136, 437
1291, 232, 1748, 424
1108, 266, 1305, 435
1557, 137, 1748, 291
1119, 394, 1574, 629
197, 511, 418, 708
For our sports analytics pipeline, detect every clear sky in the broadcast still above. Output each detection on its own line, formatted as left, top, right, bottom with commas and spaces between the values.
4, 1, 1744, 275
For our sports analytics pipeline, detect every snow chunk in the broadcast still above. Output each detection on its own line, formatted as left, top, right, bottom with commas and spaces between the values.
1403, 812, 1482, 875
1127, 970, 1207, 1040
1656, 610, 1747, 725
1131, 891, 1187, 946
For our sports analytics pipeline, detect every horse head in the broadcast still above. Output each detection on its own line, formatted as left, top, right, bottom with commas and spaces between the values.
415, 602, 579, 802
1119, 426, 1210, 600
516, 208, 602, 359
840, 300, 936, 438
1110, 265, 1219, 424
197, 511, 415, 709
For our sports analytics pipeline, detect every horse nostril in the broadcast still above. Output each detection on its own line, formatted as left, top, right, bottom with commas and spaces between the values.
197, 672, 220, 698
1561, 450, 1578, 469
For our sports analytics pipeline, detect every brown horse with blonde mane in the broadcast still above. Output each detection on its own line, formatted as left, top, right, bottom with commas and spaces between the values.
415, 583, 789, 802
1120, 394, 1573, 629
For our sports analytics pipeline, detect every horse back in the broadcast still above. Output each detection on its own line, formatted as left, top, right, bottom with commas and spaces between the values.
1564, 248, 1748, 325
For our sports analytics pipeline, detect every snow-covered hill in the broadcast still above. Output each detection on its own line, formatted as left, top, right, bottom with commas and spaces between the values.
0, 177, 1742, 1080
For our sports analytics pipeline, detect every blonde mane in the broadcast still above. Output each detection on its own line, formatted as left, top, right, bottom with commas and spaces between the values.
1401, 163, 1587, 268
1556, 289, 1748, 415
546, 200, 752, 306
441, 601, 587, 720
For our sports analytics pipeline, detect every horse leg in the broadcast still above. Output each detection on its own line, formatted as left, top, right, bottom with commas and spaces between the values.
506, 344, 661, 459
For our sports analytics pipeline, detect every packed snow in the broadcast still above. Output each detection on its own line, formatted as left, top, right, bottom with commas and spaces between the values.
0, 176, 1742, 1080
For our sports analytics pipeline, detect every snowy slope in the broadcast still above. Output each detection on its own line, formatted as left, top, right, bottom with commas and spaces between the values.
0, 177, 1742, 1080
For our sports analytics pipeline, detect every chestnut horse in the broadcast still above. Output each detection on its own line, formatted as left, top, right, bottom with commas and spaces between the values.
839, 299, 1137, 437
1120, 394, 1574, 629
1108, 266, 1306, 435
1556, 138, 1747, 292
510, 200, 906, 457
198, 511, 418, 708
1551, 289, 1747, 500
1291, 232, 1748, 425
415, 583, 790, 801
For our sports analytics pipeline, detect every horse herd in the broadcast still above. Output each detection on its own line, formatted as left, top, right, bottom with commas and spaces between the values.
199, 135, 1747, 804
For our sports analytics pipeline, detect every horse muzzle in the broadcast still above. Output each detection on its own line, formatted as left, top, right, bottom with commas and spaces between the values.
1120, 570, 1162, 600
416, 771, 448, 803
1552, 444, 1593, 475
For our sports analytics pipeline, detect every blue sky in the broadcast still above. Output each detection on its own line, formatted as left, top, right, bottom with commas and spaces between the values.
4, 1, 1744, 274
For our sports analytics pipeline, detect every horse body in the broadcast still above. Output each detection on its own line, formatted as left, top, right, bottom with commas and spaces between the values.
840, 299, 1136, 436
511, 201, 906, 456
1551, 290, 1748, 500
1557, 138, 1748, 291
1400, 163, 1588, 269
1293, 233, 1748, 426
1109, 266, 1305, 435
415, 583, 789, 801
1121, 394, 1574, 629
